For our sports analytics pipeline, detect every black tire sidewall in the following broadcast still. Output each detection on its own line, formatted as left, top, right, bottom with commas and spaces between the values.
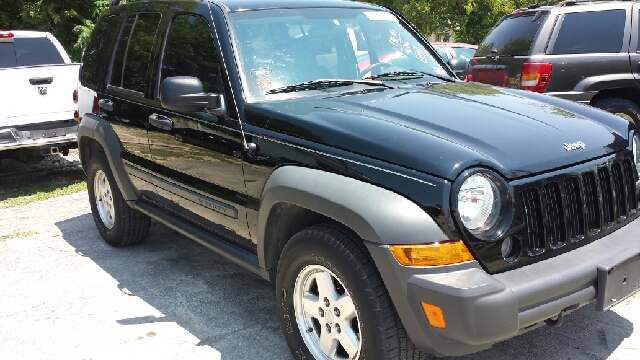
276, 230, 384, 360
595, 98, 640, 125
87, 152, 125, 246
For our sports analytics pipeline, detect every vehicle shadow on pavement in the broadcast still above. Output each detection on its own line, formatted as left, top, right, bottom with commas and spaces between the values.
55, 215, 634, 360
56, 215, 292, 360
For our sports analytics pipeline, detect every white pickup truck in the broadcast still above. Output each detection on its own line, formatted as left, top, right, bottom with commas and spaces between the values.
0, 30, 79, 163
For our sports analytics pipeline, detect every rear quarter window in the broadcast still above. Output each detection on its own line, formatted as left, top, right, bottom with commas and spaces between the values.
549, 10, 625, 54
83, 15, 122, 87
476, 12, 548, 57
0, 37, 64, 68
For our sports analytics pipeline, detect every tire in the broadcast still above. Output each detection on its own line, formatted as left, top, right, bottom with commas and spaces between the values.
593, 97, 640, 126
86, 149, 150, 247
276, 223, 424, 360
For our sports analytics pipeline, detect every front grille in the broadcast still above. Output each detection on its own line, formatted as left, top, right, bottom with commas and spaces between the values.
520, 156, 638, 256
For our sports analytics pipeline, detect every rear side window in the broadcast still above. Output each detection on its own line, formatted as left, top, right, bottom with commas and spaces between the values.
0, 38, 64, 68
550, 10, 625, 54
83, 15, 121, 86
476, 13, 548, 57
110, 13, 161, 94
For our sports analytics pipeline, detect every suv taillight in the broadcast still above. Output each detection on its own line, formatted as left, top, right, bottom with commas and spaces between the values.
92, 96, 100, 115
0, 31, 14, 39
520, 62, 552, 93
73, 90, 78, 104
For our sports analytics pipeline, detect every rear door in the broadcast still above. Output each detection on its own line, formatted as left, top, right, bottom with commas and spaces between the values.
629, 3, 640, 83
543, 5, 631, 97
100, 10, 163, 198
471, 11, 548, 88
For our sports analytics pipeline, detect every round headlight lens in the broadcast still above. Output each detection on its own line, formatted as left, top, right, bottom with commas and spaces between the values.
457, 173, 501, 233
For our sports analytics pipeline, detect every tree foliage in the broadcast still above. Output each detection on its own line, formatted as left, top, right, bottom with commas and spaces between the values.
0, 0, 556, 61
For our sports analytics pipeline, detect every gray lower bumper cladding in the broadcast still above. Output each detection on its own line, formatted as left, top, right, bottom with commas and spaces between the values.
366, 217, 640, 357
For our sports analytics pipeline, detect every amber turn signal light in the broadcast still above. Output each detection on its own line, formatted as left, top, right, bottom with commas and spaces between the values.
389, 240, 474, 266
421, 302, 446, 329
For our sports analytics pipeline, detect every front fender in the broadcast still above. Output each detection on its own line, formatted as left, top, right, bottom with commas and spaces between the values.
257, 166, 448, 267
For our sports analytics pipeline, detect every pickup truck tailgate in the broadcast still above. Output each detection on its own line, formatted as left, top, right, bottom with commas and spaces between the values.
0, 64, 79, 127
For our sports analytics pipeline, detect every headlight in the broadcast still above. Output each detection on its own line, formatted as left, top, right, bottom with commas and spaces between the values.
454, 170, 513, 240
633, 134, 640, 180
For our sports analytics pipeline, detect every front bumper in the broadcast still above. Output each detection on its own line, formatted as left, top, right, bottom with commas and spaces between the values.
0, 121, 78, 151
366, 217, 640, 357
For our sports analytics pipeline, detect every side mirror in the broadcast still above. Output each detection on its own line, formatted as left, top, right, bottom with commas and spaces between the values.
161, 76, 226, 115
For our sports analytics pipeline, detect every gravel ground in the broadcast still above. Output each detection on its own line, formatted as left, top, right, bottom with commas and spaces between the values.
0, 191, 639, 359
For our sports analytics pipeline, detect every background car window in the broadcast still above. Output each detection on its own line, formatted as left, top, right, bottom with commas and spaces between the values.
434, 47, 449, 60
0, 38, 65, 68
110, 13, 161, 93
551, 10, 625, 54
161, 14, 223, 94
476, 13, 548, 57
0, 43, 16, 68
451, 47, 476, 61
83, 15, 121, 86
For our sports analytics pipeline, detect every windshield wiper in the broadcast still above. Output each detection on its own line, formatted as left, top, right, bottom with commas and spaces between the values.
369, 70, 455, 83
266, 79, 392, 94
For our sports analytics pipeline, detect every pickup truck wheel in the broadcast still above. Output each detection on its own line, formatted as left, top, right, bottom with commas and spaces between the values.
87, 151, 150, 247
593, 97, 640, 125
276, 223, 424, 360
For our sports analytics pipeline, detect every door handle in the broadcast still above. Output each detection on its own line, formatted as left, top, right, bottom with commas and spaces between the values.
98, 99, 114, 112
29, 77, 53, 85
149, 113, 173, 130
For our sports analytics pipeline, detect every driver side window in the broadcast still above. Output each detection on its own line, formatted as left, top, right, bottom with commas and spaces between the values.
161, 14, 224, 94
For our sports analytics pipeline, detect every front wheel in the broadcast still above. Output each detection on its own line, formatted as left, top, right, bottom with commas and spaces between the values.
87, 150, 150, 247
276, 223, 424, 360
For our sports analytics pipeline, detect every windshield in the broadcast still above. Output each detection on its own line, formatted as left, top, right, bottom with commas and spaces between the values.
229, 8, 450, 100
451, 47, 476, 62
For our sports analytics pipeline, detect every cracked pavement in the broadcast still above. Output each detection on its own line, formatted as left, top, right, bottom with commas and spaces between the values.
0, 192, 639, 359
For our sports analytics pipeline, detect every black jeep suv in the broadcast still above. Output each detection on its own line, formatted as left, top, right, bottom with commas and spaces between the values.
76, 0, 640, 358
470, 0, 640, 126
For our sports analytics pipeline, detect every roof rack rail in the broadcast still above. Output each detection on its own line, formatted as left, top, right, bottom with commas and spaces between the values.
557, 0, 613, 6
110, 0, 121, 7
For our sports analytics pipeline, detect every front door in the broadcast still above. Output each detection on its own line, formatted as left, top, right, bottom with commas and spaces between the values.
146, 11, 252, 250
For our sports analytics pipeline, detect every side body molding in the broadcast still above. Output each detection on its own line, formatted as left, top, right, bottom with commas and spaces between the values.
257, 166, 449, 270
77, 114, 139, 202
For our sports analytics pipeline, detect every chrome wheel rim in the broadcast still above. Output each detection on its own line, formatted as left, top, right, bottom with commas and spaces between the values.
293, 264, 361, 360
94, 170, 115, 229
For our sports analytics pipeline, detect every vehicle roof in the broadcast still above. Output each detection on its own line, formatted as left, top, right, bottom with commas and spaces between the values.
173, 0, 382, 12
517, 0, 634, 12
0, 30, 50, 38
430, 42, 477, 49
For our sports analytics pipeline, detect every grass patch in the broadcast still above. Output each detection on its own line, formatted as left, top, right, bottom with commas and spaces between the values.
0, 230, 39, 242
0, 168, 87, 209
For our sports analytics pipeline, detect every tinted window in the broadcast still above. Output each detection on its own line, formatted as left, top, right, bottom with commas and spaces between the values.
451, 47, 476, 61
0, 38, 65, 68
110, 13, 161, 93
83, 15, 121, 86
0, 43, 16, 68
161, 14, 223, 94
476, 13, 548, 57
551, 10, 625, 54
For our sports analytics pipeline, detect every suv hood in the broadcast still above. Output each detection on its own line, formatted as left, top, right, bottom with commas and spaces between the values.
244, 82, 631, 180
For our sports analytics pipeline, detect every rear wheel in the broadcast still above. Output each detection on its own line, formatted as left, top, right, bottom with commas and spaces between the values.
593, 97, 640, 126
87, 150, 150, 247
276, 223, 424, 360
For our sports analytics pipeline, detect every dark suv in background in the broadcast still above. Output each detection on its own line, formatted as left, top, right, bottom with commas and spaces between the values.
469, 0, 640, 125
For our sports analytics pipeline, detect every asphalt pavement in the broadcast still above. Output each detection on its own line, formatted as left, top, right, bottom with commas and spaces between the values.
1, 191, 639, 359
